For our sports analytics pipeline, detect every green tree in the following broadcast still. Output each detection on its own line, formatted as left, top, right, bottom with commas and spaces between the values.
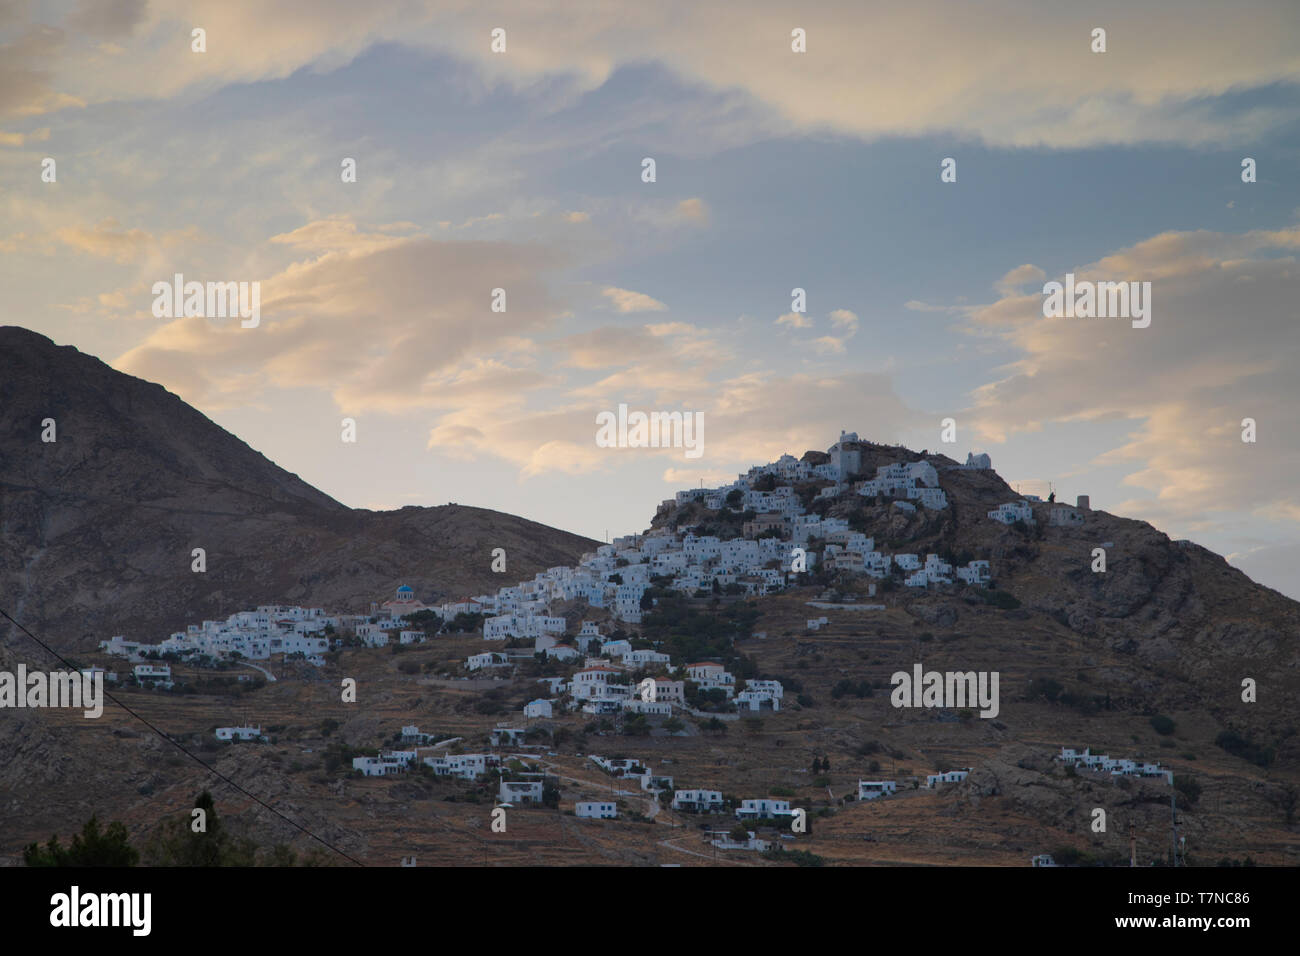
24, 815, 139, 867
143, 791, 257, 866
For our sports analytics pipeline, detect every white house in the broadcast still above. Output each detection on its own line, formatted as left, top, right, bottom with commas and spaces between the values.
523, 699, 554, 719
623, 649, 671, 666
215, 726, 264, 742
685, 662, 736, 698
745, 679, 784, 699
988, 501, 1034, 525
639, 678, 685, 705
710, 830, 771, 852
926, 769, 970, 788
911, 487, 949, 509
575, 801, 618, 819
599, 639, 633, 659
956, 560, 991, 586
736, 690, 780, 712
735, 798, 793, 820
1049, 505, 1084, 527
100, 635, 144, 658
133, 663, 172, 686
353, 753, 413, 776
572, 666, 622, 700
923, 554, 953, 583
672, 789, 724, 813
467, 651, 507, 671
498, 779, 545, 804
490, 727, 526, 747
857, 780, 897, 800
624, 698, 672, 716
424, 753, 496, 780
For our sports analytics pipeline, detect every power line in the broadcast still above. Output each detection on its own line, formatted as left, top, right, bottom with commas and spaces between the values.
0, 606, 364, 866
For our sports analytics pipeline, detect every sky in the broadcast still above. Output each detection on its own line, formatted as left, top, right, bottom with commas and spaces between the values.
4, 0, 1300, 598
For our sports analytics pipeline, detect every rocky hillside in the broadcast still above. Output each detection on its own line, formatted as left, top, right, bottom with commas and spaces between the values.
656, 436, 1300, 748
1, 326, 1295, 866
0, 326, 597, 653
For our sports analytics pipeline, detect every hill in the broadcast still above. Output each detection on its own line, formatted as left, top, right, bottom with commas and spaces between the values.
0, 326, 597, 653
1, 326, 1295, 867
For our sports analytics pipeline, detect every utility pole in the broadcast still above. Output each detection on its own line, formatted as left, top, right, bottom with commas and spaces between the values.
1129, 819, 1137, 868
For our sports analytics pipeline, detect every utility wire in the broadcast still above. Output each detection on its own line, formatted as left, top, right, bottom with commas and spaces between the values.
0, 606, 364, 866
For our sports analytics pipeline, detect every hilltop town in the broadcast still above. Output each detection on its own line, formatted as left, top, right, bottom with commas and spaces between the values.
60, 430, 1229, 866
3, 333, 1296, 866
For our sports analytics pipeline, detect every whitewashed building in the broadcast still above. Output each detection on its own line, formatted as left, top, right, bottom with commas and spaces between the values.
857, 780, 897, 800
672, 789, 724, 813
735, 798, 793, 820
523, 699, 554, 719
926, 769, 970, 788
215, 726, 264, 742
988, 501, 1035, 525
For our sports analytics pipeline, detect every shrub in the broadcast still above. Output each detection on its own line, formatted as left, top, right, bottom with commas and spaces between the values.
1149, 714, 1176, 736
762, 847, 824, 867
983, 589, 1021, 610
1215, 730, 1275, 767
1174, 775, 1202, 806
1028, 678, 1064, 702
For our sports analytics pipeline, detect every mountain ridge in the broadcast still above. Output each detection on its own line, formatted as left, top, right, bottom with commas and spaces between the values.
0, 325, 598, 652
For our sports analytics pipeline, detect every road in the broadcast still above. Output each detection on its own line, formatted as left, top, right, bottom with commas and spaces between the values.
238, 661, 276, 682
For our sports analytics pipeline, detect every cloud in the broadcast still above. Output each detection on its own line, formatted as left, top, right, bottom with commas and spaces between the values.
904, 299, 968, 314
828, 308, 859, 332
115, 219, 567, 413
675, 198, 709, 223
425, 368, 923, 478
775, 311, 811, 328
564, 211, 590, 223
65, 0, 147, 37
662, 467, 735, 486
994, 264, 1046, 296
0, 24, 85, 119
601, 286, 668, 313
963, 226, 1300, 538
0, 125, 49, 146
269, 215, 410, 255
54, 218, 158, 263
33, 1, 1300, 148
